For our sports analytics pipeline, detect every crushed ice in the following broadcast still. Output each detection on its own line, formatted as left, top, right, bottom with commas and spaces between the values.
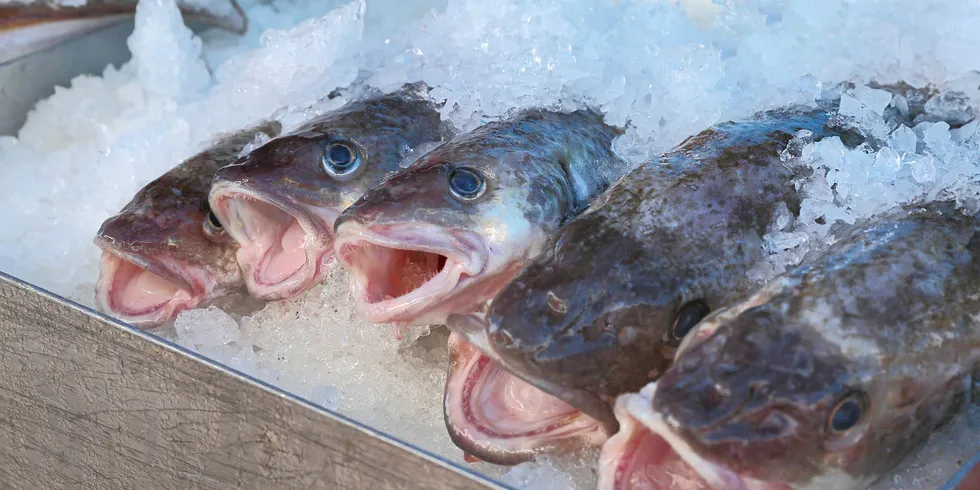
3, 0, 980, 488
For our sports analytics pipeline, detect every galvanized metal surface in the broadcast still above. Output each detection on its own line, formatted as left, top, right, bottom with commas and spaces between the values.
0, 272, 502, 490
0, 19, 134, 136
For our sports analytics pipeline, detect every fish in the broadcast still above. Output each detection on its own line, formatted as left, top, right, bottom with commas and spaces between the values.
207, 84, 451, 301
447, 106, 855, 436
94, 120, 282, 329
332, 108, 629, 464
1, 0, 247, 64
599, 200, 980, 490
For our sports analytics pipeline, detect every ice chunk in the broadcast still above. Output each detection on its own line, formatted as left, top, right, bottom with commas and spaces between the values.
174, 306, 242, 347
887, 125, 918, 154
921, 91, 975, 126
127, 0, 212, 101
905, 153, 938, 184
872, 147, 902, 183
919, 121, 953, 160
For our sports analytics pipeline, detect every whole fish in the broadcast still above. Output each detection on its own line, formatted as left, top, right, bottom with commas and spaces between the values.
207, 84, 450, 301
94, 120, 281, 328
332, 108, 628, 463
448, 106, 853, 435
600, 200, 980, 490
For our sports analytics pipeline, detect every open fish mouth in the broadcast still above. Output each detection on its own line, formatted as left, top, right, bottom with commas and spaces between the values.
444, 332, 605, 465
209, 183, 336, 301
94, 246, 204, 328
599, 383, 792, 490
333, 220, 488, 327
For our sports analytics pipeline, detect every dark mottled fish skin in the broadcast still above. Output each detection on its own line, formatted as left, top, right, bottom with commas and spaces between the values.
332, 109, 626, 465
465, 106, 849, 434
208, 84, 451, 301
0, 0, 247, 33
334, 108, 627, 327
643, 200, 980, 490
94, 121, 282, 328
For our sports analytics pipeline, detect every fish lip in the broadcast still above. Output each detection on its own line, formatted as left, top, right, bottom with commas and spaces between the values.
446, 312, 622, 437
208, 181, 338, 301
333, 220, 487, 325
599, 383, 774, 490
443, 332, 606, 465
93, 242, 208, 328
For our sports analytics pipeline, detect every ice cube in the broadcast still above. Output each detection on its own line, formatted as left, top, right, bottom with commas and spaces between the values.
904, 153, 938, 184
872, 147, 902, 183
174, 306, 242, 347
886, 125, 918, 154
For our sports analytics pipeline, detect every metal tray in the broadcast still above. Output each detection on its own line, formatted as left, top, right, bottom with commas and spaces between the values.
0, 20, 500, 490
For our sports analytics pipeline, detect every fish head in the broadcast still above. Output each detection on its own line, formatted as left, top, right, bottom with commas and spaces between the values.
597, 292, 938, 490
471, 206, 714, 434
94, 183, 240, 329
334, 135, 571, 327
208, 94, 443, 301
654, 305, 864, 485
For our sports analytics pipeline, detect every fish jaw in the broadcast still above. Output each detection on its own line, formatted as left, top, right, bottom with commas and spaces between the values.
443, 331, 606, 465
93, 246, 209, 328
598, 383, 792, 490
208, 182, 337, 301
333, 220, 493, 326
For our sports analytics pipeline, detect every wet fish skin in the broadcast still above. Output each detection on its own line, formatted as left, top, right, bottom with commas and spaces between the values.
475, 107, 846, 434
0, 0, 248, 34
334, 108, 627, 327
209, 84, 451, 301
649, 200, 980, 489
94, 120, 282, 328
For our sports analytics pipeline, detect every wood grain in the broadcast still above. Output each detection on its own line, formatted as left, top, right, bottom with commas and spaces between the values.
0, 273, 503, 490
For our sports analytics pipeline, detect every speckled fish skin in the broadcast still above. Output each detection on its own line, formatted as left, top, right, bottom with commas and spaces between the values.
93, 121, 282, 328
473, 106, 848, 434
209, 84, 451, 301
333, 108, 627, 327
0, 0, 247, 33
651, 200, 980, 490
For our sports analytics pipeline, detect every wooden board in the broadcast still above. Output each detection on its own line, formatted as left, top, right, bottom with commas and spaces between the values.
0, 272, 503, 490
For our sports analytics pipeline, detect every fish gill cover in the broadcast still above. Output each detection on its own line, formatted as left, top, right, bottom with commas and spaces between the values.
1, 0, 980, 488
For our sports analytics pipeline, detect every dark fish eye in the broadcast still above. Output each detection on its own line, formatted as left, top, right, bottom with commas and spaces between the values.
671, 299, 710, 341
448, 167, 486, 201
203, 209, 225, 238
828, 393, 866, 434
321, 141, 361, 178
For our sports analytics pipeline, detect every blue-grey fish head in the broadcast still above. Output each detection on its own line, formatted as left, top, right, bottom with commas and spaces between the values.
333, 133, 574, 328
208, 91, 445, 301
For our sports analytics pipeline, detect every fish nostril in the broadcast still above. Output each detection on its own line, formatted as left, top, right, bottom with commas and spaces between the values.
698, 384, 726, 412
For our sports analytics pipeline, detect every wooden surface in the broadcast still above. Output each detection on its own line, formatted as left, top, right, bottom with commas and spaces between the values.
0, 273, 503, 490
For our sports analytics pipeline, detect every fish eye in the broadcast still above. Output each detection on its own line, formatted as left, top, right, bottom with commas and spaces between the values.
828, 393, 866, 434
448, 167, 486, 201
203, 209, 225, 238
671, 299, 710, 341
321, 141, 361, 178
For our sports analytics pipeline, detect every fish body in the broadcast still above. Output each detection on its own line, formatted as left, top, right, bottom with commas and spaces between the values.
332, 108, 628, 464
208, 84, 450, 301
453, 106, 849, 434
94, 121, 282, 328
602, 200, 980, 490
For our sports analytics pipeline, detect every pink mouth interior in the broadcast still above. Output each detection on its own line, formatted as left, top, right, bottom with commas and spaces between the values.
218, 195, 310, 287
98, 252, 195, 323
446, 336, 605, 463
338, 242, 449, 304
605, 426, 709, 490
